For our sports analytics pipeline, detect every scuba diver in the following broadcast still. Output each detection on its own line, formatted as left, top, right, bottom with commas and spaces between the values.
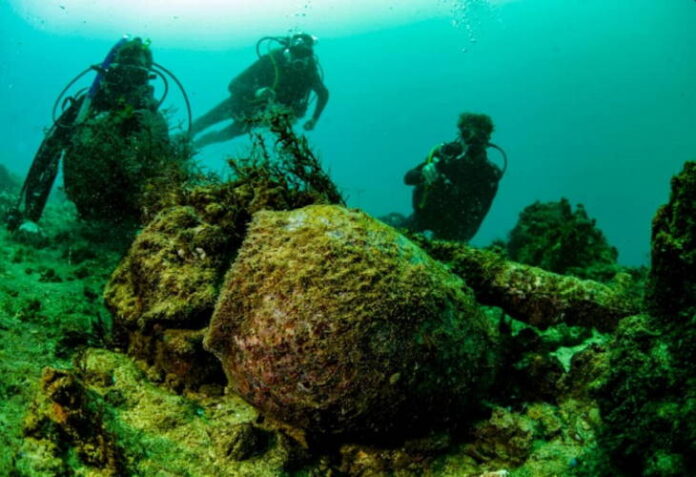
191, 32, 329, 148
5, 36, 192, 233
403, 112, 507, 242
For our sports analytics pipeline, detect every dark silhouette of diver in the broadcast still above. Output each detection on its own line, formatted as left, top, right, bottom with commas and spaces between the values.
403, 112, 507, 242
191, 33, 329, 148
4, 36, 191, 233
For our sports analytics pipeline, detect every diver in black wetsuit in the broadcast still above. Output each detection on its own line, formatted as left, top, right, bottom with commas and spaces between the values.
191, 33, 329, 148
5, 37, 191, 233
403, 112, 507, 242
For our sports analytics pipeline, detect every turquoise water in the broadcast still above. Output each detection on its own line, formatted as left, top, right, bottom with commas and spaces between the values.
1, 0, 694, 265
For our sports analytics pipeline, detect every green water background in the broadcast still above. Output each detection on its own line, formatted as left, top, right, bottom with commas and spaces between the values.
1, 0, 694, 265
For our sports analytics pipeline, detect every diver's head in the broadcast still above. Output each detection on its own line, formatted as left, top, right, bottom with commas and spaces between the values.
457, 112, 494, 146
114, 37, 153, 70
107, 37, 153, 86
285, 33, 316, 69
289, 33, 315, 56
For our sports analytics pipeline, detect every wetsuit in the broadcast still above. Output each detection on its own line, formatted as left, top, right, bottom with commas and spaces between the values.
192, 49, 329, 145
405, 141, 502, 242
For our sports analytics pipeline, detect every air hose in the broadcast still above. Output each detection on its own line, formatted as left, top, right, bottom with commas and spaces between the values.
152, 62, 193, 136
50, 61, 192, 136
51, 66, 95, 125
487, 142, 508, 176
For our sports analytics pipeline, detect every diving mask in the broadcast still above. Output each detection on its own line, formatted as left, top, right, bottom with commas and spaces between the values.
284, 33, 317, 69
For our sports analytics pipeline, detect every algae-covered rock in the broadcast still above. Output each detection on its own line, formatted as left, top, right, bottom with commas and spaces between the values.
17, 349, 311, 476
64, 110, 178, 224
22, 367, 128, 476
587, 162, 696, 477
648, 161, 696, 319
105, 205, 229, 330
103, 175, 320, 337
104, 205, 233, 390
591, 314, 696, 477
205, 204, 499, 440
507, 199, 619, 281
104, 169, 336, 390
424, 242, 638, 332
337, 433, 452, 475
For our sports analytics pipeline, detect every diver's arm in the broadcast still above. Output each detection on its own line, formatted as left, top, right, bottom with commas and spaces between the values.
304, 79, 329, 130
311, 80, 329, 122
404, 163, 425, 185
406, 143, 448, 186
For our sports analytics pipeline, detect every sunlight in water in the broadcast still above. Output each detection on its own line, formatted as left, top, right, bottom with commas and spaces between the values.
7, 0, 467, 47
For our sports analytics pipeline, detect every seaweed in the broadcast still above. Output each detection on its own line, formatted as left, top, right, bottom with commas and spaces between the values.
229, 106, 345, 207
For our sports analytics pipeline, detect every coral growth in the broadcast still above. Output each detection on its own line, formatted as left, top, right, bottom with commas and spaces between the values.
16, 349, 310, 476
587, 161, 696, 477
506, 199, 619, 281
22, 367, 128, 476
647, 161, 696, 319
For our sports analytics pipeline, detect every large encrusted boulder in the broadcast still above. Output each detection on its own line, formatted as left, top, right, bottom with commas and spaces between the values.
105, 206, 230, 330
205, 205, 499, 440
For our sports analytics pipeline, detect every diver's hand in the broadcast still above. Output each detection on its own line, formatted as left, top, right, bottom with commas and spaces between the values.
422, 159, 441, 185
254, 87, 275, 101
303, 118, 317, 131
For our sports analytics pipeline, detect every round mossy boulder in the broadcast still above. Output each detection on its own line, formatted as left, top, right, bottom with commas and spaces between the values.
205, 205, 498, 440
